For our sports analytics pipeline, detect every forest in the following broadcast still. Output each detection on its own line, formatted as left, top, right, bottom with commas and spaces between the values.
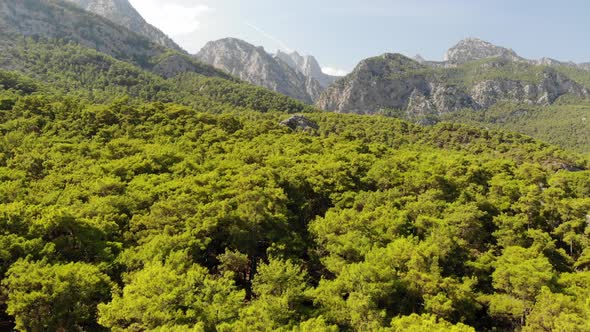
1, 66, 589, 331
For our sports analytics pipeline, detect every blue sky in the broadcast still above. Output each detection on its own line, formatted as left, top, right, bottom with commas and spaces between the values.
129, 0, 590, 75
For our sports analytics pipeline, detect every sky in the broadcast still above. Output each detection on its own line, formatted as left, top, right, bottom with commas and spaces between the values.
128, 0, 590, 76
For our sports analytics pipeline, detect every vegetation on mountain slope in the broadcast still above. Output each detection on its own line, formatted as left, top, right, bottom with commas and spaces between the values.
0, 4, 589, 330
441, 101, 590, 154
0, 71, 589, 331
63, 0, 183, 51
0, 0, 230, 80
0, 37, 312, 114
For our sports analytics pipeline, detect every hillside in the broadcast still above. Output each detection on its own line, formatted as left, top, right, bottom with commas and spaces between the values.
441, 101, 590, 154
63, 0, 182, 51
316, 44, 590, 152
0, 0, 227, 79
0, 2, 589, 332
196, 38, 322, 103
1, 71, 589, 332
0, 38, 313, 117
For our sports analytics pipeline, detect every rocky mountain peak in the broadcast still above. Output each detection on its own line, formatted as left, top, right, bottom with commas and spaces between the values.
64, 0, 182, 51
355, 53, 423, 75
275, 50, 340, 88
278, 51, 323, 77
444, 38, 521, 64
317, 47, 590, 116
196, 38, 322, 103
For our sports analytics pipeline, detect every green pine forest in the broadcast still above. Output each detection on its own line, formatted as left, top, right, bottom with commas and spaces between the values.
1, 12, 590, 332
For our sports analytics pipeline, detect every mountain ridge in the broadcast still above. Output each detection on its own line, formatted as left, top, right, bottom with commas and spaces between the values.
0, 0, 228, 80
316, 51, 590, 117
274, 50, 340, 88
196, 37, 322, 103
63, 0, 183, 51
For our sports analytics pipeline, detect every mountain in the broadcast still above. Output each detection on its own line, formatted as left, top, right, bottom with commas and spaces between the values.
63, 0, 182, 51
438, 38, 590, 70
196, 38, 322, 103
0, 0, 159, 64
316, 53, 471, 116
444, 37, 523, 64
317, 53, 590, 116
275, 50, 340, 88
316, 38, 590, 151
0, 0, 226, 79
1, 1, 590, 330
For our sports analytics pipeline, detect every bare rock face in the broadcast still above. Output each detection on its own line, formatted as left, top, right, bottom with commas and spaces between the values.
0, 0, 162, 64
280, 115, 319, 131
316, 52, 590, 117
445, 38, 523, 64
470, 70, 590, 108
196, 38, 322, 103
64, 0, 182, 51
317, 53, 427, 113
0, 0, 230, 80
317, 53, 476, 115
275, 50, 340, 88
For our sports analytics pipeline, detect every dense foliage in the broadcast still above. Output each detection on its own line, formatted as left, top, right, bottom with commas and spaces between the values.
0, 69, 589, 331
2, 38, 312, 115
382, 98, 590, 154
338, 54, 590, 153
441, 101, 590, 154
2, 2, 589, 330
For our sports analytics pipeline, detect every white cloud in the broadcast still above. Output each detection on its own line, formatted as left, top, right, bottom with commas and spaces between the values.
129, 0, 212, 36
322, 67, 349, 76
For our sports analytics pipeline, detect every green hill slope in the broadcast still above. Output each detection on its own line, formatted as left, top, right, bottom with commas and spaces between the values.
0, 69, 589, 332
0, 2, 589, 331
0, 0, 230, 79
0, 38, 312, 114
318, 54, 590, 153
442, 101, 590, 154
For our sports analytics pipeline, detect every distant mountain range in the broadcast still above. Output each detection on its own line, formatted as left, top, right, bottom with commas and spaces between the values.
317, 43, 590, 118
195, 38, 323, 104
1, 0, 588, 152
26, 0, 590, 108
54, 0, 341, 103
